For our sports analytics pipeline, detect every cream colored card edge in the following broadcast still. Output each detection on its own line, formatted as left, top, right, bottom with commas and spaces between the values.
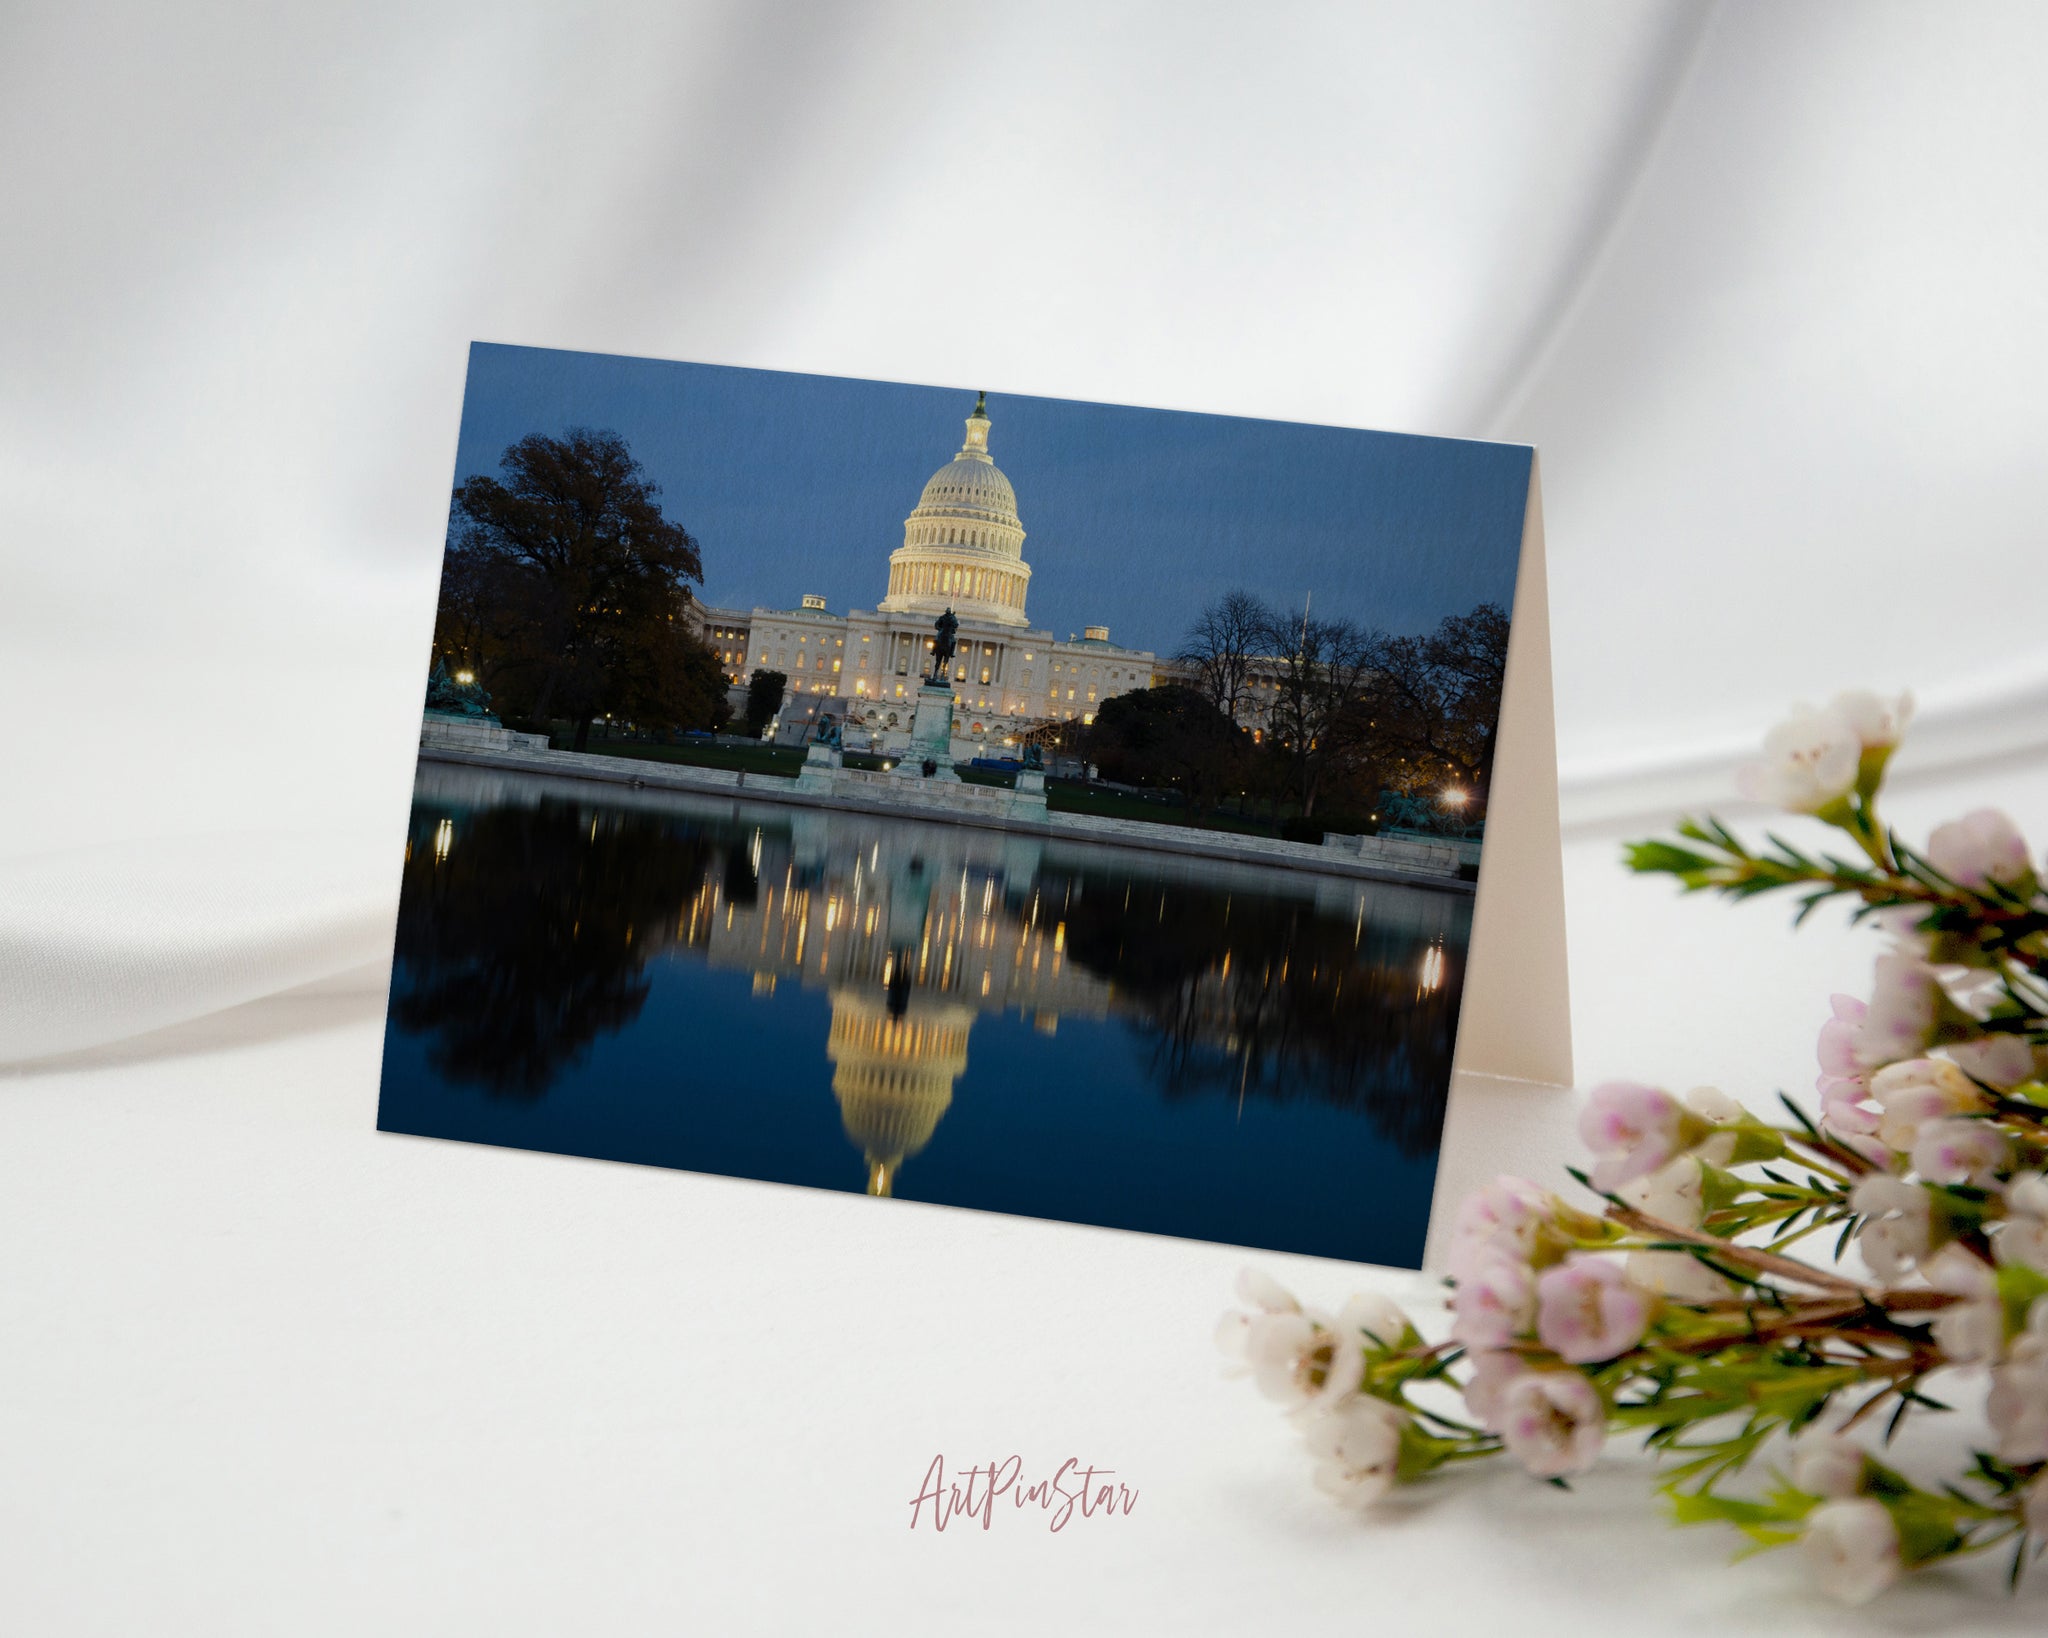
1451, 456, 1572, 1089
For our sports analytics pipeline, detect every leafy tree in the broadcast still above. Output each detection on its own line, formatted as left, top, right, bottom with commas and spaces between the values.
440, 428, 716, 749
743, 668, 787, 736
1085, 685, 1249, 814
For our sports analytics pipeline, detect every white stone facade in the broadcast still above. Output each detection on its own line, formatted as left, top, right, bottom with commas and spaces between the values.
691, 394, 1162, 757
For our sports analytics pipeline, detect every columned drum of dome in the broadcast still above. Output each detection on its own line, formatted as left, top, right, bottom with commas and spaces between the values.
878, 391, 1033, 629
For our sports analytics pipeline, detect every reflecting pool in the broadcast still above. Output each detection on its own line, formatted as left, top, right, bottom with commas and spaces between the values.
377, 765, 1472, 1266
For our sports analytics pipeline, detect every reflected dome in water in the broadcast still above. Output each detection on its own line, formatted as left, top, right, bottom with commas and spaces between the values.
828, 990, 972, 1196
379, 763, 1473, 1264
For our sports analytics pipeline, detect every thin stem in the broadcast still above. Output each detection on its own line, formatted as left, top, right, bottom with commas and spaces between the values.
1609, 1206, 1865, 1292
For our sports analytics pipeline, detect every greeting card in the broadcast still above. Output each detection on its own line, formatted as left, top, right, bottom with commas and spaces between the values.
378, 346, 1566, 1268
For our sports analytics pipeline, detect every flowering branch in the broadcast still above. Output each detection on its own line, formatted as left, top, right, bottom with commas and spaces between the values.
1223, 691, 2048, 1605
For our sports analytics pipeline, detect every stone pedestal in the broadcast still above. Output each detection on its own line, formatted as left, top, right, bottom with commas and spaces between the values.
420, 711, 551, 754
796, 742, 845, 793
1007, 767, 1048, 820
894, 682, 960, 783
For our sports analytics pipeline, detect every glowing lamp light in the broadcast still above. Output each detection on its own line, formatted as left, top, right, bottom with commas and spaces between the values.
1442, 787, 1468, 808
454, 669, 475, 685
1419, 943, 1445, 993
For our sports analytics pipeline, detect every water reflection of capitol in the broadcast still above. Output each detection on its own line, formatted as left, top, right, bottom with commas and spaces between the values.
685, 812, 1118, 1195
412, 766, 1469, 1197
671, 805, 1462, 1197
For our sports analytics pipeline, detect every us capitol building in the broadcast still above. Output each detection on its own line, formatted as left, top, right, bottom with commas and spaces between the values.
691, 393, 1162, 756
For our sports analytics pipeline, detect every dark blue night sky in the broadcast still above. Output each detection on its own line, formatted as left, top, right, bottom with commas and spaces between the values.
451, 343, 1532, 654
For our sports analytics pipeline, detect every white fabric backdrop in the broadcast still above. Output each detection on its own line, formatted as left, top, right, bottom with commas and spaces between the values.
4, 3, 2046, 1631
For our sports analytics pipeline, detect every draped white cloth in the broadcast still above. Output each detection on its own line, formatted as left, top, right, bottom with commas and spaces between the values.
3, 4, 2046, 1630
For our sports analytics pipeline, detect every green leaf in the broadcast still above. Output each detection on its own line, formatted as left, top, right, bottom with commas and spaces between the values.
1624, 840, 1719, 876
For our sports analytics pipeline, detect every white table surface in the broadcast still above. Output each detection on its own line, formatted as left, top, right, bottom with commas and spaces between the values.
6, 754, 2047, 1635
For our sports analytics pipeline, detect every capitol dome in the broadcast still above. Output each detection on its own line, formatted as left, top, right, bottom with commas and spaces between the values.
915, 449, 1017, 516
877, 392, 1033, 630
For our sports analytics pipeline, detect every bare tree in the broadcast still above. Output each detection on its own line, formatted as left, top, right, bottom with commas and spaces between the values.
1177, 590, 1271, 724
1364, 602, 1510, 801
1258, 605, 1380, 816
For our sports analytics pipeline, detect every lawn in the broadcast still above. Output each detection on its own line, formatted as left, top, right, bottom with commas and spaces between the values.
1043, 782, 1283, 836
556, 737, 807, 779
544, 734, 1292, 838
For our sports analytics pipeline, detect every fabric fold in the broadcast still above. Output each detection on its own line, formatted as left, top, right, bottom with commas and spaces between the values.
0, 832, 397, 1064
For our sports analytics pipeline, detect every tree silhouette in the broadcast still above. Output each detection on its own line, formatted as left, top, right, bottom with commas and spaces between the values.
439, 428, 725, 747
1046, 865, 1461, 1156
1085, 685, 1250, 814
390, 799, 711, 1094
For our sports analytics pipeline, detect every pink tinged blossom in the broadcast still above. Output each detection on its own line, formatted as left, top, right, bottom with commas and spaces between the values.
1818, 1078, 1884, 1145
1682, 1086, 1742, 1167
1618, 1155, 1704, 1229
1869, 1057, 1983, 1150
1302, 1396, 1407, 1508
1462, 1350, 1530, 1433
1851, 1175, 1934, 1282
1911, 1117, 2009, 1186
1802, 1499, 1902, 1606
1451, 1253, 1536, 1351
1214, 1310, 1252, 1370
1815, 995, 1885, 1144
1535, 1255, 1654, 1364
1625, 1248, 1735, 1305
1926, 807, 2032, 891
1818, 994, 1868, 1078
1997, 1173, 2048, 1274
1857, 960, 1943, 1073
1945, 1034, 2037, 1090
1497, 1371, 1607, 1479
1618, 1156, 1737, 1302
1789, 1432, 1866, 1500
1445, 1176, 1552, 1282
1217, 1267, 1304, 1373
1924, 1246, 2004, 1367
1579, 1082, 1688, 1193
1735, 704, 1862, 813
1235, 1267, 1301, 1315
1986, 1332, 2048, 1465
1870, 903, 1935, 956
1246, 1311, 1365, 1414
1830, 689, 1914, 752
1683, 1085, 1742, 1125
